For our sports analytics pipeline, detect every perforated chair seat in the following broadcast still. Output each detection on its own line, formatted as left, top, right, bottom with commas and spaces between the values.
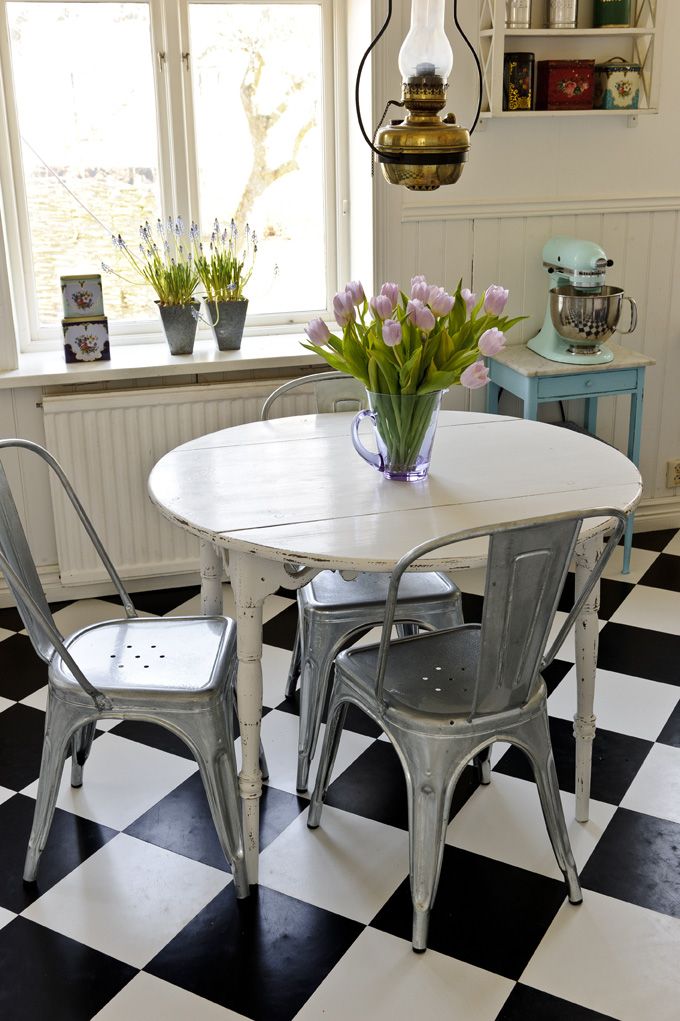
302, 570, 459, 612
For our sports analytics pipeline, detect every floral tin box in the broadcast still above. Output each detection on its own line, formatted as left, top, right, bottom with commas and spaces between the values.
536, 60, 595, 111
62, 317, 110, 363
60, 274, 104, 319
594, 57, 641, 110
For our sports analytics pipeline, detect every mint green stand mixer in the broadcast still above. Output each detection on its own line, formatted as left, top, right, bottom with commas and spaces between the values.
527, 237, 638, 365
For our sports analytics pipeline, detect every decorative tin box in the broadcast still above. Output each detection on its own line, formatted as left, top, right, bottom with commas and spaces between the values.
503, 52, 535, 111
593, 0, 631, 28
60, 274, 104, 319
62, 316, 110, 363
536, 59, 595, 110
594, 57, 641, 109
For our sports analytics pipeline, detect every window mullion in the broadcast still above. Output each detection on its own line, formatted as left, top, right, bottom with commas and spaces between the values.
152, 0, 194, 222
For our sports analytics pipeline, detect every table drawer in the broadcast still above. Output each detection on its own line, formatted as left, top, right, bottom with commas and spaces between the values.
537, 367, 639, 400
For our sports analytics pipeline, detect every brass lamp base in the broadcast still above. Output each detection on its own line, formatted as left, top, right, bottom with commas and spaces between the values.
376, 76, 470, 191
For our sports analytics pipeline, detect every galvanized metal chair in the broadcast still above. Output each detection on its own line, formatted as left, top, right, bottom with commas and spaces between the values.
262, 371, 466, 791
0, 439, 248, 897
308, 508, 627, 952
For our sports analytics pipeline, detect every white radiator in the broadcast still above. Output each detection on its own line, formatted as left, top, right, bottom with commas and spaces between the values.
43, 379, 313, 585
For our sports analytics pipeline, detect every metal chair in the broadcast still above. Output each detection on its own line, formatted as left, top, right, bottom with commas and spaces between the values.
0, 439, 248, 897
308, 508, 626, 952
262, 371, 466, 791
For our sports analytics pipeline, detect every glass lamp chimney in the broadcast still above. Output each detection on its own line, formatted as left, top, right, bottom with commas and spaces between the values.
398, 0, 453, 82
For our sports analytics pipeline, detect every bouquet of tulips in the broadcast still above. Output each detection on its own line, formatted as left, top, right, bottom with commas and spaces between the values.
303, 277, 523, 475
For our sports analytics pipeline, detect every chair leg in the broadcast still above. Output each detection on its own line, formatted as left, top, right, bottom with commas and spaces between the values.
307, 700, 348, 829
259, 740, 269, 782
176, 706, 249, 899
473, 746, 492, 785
70, 721, 97, 787
24, 697, 87, 882
296, 650, 335, 792
285, 627, 302, 699
521, 711, 582, 904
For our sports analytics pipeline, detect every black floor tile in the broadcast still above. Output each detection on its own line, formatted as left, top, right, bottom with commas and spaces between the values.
638, 552, 680, 593
0, 916, 136, 1021
325, 739, 480, 830
657, 697, 680, 748
102, 585, 200, 616
146, 884, 363, 1021
628, 529, 678, 552
0, 605, 25, 631
0, 703, 49, 790
108, 719, 196, 759
127, 773, 306, 869
262, 603, 298, 651
580, 807, 680, 919
493, 716, 653, 806
542, 658, 572, 696
0, 794, 117, 913
461, 591, 484, 623
596, 622, 680, 685
556, 573, 634, 620
0, 634, 48, 700
371, 846, 567, 979
496, 984, 616, 1020
273, 679, 382, 739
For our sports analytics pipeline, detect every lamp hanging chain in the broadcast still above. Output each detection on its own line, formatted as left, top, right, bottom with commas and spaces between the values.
370, 98, 405, 177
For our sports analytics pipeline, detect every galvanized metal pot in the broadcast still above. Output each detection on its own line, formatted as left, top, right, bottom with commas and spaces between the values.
205, 299, 248, 351
156, 301, 199, 355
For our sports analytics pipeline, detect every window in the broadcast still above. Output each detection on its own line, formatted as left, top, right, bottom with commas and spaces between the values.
0, 0, 345, 348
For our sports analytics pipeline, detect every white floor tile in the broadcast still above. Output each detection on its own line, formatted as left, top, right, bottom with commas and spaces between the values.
296, 927, 514, 1021
259, 805, 408, 924
21, 732, 197, 831
19, 686, 47, 712
93, 972, 247, 1020
446, 773, 615, 879
22, 833, 229, 968
548, 667, 680, 741
0, 695, 13, 714
260, 643, 294, 708
244, 708, 375, 798
0, 627, 15, 643
620, 743, 680, 825
545, 610, 606, 664
601, 545, 659, 584
521, 890, 680, 1021
0, 906, 15, 932
446, 565, 487, 596
663, 532, 680, 556
610, 585, 680, 636
0, 784, 14, 807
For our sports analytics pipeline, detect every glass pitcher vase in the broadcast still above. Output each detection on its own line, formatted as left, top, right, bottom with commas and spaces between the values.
351, 389, 446, 482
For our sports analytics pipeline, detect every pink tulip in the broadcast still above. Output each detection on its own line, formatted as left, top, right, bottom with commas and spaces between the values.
333, 290, 356, 327
382, 319, 402, 347
304, 318, 331, 345
428, 286, 454, 316
484, 285, 509, 315
478, 327, 506, 356
370, 294, 393, 321
461, 361, 490, 390
411, 279, 430, 303
407, 299, 436, 334
345, 280, 366, 305
380, 282, 400, 311
461, 288, 477, 315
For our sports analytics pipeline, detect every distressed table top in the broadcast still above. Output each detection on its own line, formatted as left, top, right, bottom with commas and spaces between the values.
490, 342, 655, 378
148, 411, 642, 573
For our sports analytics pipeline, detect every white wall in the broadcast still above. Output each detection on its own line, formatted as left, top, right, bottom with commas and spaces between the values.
371, 0, 680, 522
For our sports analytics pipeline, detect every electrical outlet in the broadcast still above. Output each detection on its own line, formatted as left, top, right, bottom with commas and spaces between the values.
667, 460, 680, 488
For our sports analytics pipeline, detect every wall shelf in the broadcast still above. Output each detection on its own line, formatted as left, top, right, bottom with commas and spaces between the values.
478, 0, 663, 119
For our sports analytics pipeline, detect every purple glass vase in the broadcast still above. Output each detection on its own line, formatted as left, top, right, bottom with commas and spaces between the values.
351, 389, 445, 481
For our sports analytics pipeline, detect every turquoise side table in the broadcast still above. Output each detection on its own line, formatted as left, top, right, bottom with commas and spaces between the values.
485, 341, 655, 574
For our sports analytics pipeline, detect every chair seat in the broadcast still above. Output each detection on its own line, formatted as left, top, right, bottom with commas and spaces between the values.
50, 616, 234, 707
301, 570, 459, 613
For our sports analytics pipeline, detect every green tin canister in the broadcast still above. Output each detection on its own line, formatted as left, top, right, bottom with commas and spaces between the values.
593, 0, 631, 27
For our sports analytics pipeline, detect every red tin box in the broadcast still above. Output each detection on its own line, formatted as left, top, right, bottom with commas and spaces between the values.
536, 60, 595, 110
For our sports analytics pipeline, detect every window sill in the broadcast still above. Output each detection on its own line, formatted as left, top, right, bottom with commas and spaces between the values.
0, 332, 323, 390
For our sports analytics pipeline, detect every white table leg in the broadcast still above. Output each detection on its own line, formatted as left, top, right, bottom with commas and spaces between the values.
228, 550, 282, 885
573, 534, 603, 823
200, 539, 224, 615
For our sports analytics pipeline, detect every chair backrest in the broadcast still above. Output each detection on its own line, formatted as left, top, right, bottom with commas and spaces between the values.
261, 371, 367, 420
374, 509, 626, 717
0, 440, 134, 667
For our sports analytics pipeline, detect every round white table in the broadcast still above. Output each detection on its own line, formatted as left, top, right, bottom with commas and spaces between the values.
148, 410, 641, 882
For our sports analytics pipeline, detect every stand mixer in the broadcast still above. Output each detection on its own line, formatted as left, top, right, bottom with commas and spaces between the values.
527, 237, 638, 365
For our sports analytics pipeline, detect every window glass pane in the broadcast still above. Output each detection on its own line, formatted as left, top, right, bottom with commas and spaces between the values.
189, 3, 327, 316
7, 2, 161, 326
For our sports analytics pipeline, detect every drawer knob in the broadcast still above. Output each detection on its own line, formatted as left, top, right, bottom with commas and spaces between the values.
585, 380, 592, 388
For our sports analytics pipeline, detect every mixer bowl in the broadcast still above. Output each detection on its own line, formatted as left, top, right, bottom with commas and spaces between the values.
549, 285, 637, 353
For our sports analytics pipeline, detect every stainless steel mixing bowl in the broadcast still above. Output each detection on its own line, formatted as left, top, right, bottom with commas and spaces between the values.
549, 285, 638, 353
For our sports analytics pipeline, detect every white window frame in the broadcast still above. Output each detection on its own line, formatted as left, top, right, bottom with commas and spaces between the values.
0, 0, 351, 353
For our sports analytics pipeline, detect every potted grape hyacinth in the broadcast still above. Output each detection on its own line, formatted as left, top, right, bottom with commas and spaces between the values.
303, 278, 523, 480
191, 218, 257, 351
109, 217, 199, 354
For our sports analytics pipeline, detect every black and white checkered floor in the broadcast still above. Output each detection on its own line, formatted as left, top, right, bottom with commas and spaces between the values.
1, 530, 680, 1020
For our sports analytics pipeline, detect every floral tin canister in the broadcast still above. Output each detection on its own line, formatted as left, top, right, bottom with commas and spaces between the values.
61, 274, 104, 319
594, 57, 641, 110
62, 316, 110, 363
503, 52, 535, 110
536, 59, 594, 110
